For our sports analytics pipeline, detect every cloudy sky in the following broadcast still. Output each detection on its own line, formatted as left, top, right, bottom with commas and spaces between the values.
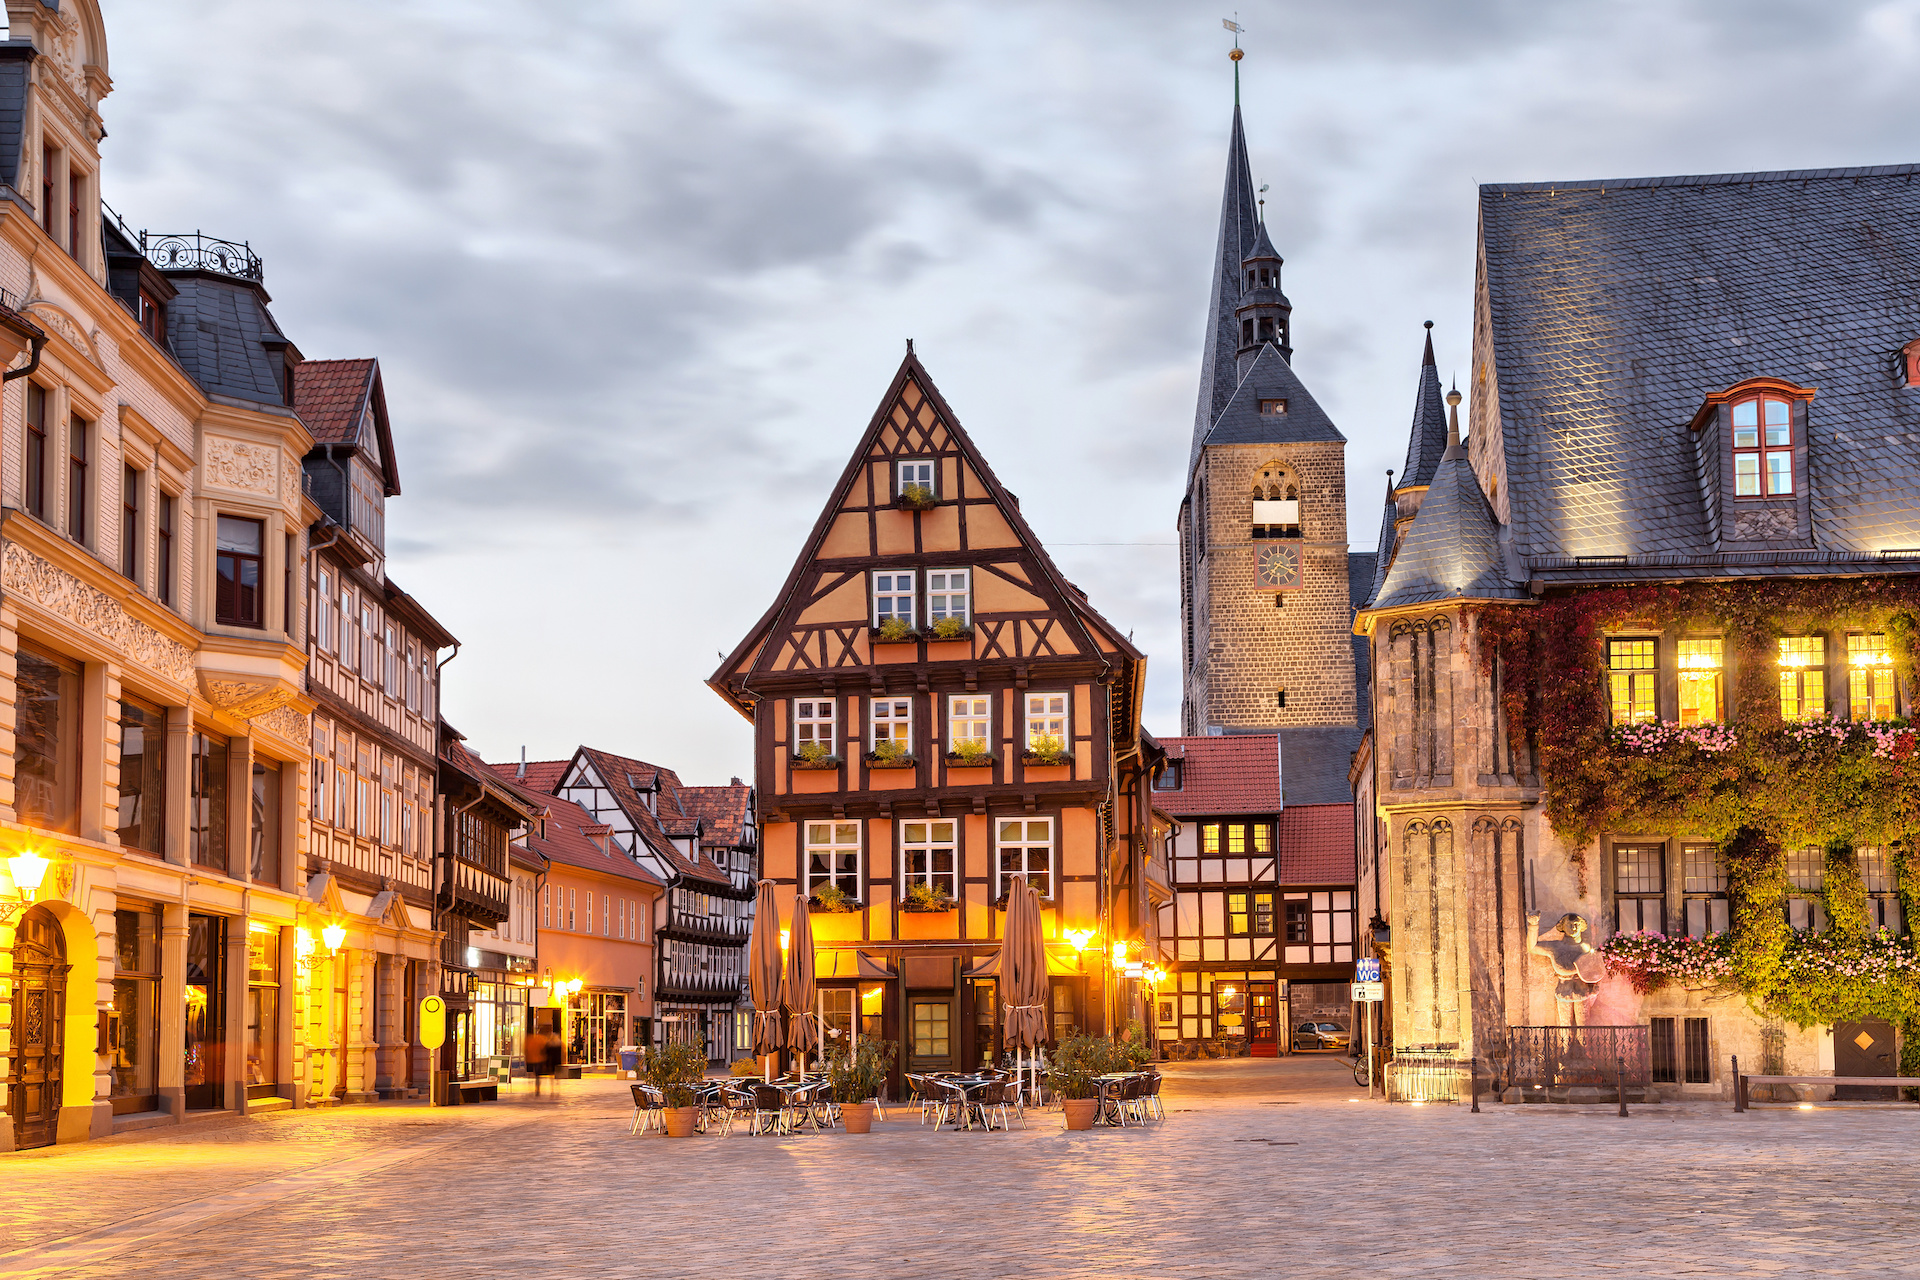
94, 0, 1920, 782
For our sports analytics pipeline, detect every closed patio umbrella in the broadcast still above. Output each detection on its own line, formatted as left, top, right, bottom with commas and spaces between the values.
748, 878, 785, 1081
786, 893, 819, 1071
1003, 876, 1050, 1102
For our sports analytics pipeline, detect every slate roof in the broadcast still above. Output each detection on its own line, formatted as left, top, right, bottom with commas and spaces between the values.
1401, 327, 1448, 490
293, 359, 374, 445
487, 758, 570, 795
1371, 439, 1527, 610
1200, 343, 1345, 450
1346, 552, 1376, 729
162, 273, 294, 408
1365, 477, 1397, 608
1277, 726, 1362, 807
1188, 105, 1263, 475
1478, 163, 1920, 571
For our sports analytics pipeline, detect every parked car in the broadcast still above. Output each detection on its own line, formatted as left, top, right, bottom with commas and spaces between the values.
1293, 1021, 1352, 1051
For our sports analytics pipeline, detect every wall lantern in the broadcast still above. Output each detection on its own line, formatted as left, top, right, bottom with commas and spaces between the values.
1, 851, 51, 920
566, 977, 585, 995
1063, 928, 1096, 951
321, 922, 347, 954
779, 929, 790, 952
1111, 941, 1129, 969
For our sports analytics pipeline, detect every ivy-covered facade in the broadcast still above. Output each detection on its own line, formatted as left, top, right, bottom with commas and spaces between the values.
1353, 162, 1920, 1099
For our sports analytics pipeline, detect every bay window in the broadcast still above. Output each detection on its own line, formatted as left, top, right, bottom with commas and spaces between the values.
215, 515, 264, 627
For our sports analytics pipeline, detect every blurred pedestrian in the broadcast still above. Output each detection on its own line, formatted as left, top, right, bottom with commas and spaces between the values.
545, 1027, 565, 1100
526, 1027, 551, 1097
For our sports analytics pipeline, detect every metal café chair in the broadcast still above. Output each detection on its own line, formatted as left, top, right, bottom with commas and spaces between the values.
980, 1078, 1025, 1131
628, 1083, 664, 1135
1117, 1074, 1147, 1126
908, 1074, 942, 1127
747, 1083, 793, 1136
1142, 1071, 1165, 1121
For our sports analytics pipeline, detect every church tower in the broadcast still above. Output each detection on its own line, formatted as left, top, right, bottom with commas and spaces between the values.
1178, 97, 1362, 738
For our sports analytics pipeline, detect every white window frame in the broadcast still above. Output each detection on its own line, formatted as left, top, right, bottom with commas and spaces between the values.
927, 568, 970, 628
871, 696, 912, 752
316, 569, 333, 652
947, 694, 990, 754
900, 819, 958, 898
872, 570, 916, 629
996, 816, 1054, 901
896, 459, 935, 497
1025, 692, 1068, 752
793, 698, 836, 756
805, 820, 862, 901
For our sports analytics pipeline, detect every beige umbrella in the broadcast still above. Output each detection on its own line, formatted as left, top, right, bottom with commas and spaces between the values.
747, 878, 785, 1081
786, 892, 819, 1071
1003, 876, 1050, 1101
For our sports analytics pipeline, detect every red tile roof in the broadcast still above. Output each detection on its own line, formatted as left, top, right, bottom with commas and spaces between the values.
574, 746, 733, 886
487, 758, 569, 795
1153, 735, 1283, 816
292, 358, 375, 446
1279, 804, 1355, 884
678, 784, 752, 848
522, 792, 663, 888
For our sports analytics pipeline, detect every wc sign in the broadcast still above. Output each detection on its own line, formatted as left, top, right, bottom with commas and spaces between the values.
1355, 959, 1381, 983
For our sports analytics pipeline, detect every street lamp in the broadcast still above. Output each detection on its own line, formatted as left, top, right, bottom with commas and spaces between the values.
320, 922, 346, 954
1063, 928, 1095, 951
1, 850, 51, 920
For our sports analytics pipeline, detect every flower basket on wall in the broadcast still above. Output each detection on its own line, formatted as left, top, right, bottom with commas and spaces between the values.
927, 617, 972, 641
789, 754, 843, 771
944, 750, 996, 768
870, 618, 920, 644
864, 750, 918, 770
901, 884, 957, 913
1021, 748, 1073, 767
808, 885, 861, 914
893, 484, 939, 511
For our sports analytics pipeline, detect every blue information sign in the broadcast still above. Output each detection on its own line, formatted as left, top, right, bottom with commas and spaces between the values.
1355, 958, 1381, 982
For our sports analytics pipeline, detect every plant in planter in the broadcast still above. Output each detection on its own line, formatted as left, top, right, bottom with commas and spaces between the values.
1022, 734, 1073, 766
873, 616, 917, 643
1047, 1033, 1126, 1130
791, 740, 841, 770
946, 739, 994, 767
902, 880, 956, 913
895, 482, 938, 511
929, 615, 971, 640
810, 882, 859, 914
865, 739, 916, 769
642, 1041, 708, 1137
827, 1037, 898, 1133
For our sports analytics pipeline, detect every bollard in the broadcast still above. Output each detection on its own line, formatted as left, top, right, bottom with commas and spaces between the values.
1732, 1055, 1743, 1113
1469, 1063, 1480, 1113
1616, 1057, 1629, 1118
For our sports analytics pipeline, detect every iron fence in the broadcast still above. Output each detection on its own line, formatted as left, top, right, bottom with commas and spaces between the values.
1507, 1025, 1651, 1089
1385, 1045, 1473, 1103
142, 230, 264, 282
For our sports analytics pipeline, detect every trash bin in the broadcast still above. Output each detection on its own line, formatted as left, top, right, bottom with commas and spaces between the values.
618, 1047, 640, 1079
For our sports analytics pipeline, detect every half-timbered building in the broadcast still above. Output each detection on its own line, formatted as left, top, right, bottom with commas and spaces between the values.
709, 350, 1160, 1090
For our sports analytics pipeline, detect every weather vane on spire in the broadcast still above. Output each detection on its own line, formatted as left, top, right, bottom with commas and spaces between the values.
1223, 16, 1244, 102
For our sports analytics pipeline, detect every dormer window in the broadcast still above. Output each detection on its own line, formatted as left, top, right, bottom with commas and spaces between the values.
1901, 339, 1920, 388
1258, 399, 1286, 416
1731, 395, 1793, 496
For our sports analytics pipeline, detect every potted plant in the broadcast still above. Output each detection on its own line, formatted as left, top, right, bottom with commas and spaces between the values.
827, 1037, 897, 1133
872, 617, 917, 643
1022, 734, 1073, 766
1120, 1019, 1154, 1068
1046, 1033, 1121, 1130
902, 881, 956, 913
809, 882, 860, 914
865, 740, 916, 769
643, 1041, 708, 1137
945, 739, 994, 768
894, 482, 938, 511
929, 615, 971, 640
791, 741, 841, 770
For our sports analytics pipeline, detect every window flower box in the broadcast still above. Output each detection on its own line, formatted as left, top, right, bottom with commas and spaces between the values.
944, 750, 996, 768
893, 484, 939, 511
926, 617, 973, 641
808, 886, 861, 914
870, 619, 921, 644
789, 754, 842, 771
863, 751, 918, 769
901, 887, 958, 913
992, 893, 1056, 912
1021, 748, 1073, 767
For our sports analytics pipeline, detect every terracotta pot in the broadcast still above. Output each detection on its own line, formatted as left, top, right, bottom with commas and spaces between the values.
841, 1100, 875, 1133
663, 1106, 699, 1138
1063, 1098, 1099, 1131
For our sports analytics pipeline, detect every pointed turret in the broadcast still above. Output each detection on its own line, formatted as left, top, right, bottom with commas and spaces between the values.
1234, 219, 1293, 377
1364, 470, 1397, 608
1187, 105, 1261, 476
1401, 322, 1448, 491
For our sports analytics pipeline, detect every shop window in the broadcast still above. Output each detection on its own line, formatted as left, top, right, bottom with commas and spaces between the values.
16, 644, 80, 833
1778, 636, 1826, 721
1608, 638, 1657, 724
1677, 638, 1723, 724
116, 696, 167, 855
110, 906, 162, 1114
252, 760, 281, 884
246, 926, 280, 1096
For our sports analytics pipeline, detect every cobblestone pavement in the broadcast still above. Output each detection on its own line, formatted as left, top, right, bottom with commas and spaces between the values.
5, 1060, 1920, 1279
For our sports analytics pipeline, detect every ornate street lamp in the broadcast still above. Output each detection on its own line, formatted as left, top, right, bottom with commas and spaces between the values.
1, 851, 52, 921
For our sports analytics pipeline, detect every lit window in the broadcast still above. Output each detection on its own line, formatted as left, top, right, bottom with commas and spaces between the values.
872, 571, 915, 629
947, 695, 990, 754
805, 821, 861, 900
997, 817, 1053, 900
1608, 638, 1658, 725
901, 820, 957, 898
1227, 891, 1275, 937
1676, 637, 1723, 724
927, 569, 970, 628
1777, 636, 1826, 720
1258, 399, 1287, 416
793, 699, 836, 757
1849, 633, 1897, 720
1731, 396, 1793, 496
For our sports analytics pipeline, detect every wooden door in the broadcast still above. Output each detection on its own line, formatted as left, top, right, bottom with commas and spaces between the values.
906, 995, 955, 1073
1247, 981, 1278, 1057
11, 906, 68, 1150
1834, 1020, 1897, 1100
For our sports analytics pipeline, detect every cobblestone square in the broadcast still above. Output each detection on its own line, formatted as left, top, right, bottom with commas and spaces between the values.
3, 1059, 1917, 1280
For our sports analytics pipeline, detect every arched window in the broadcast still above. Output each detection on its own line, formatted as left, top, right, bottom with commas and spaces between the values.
1731, 394, 1793, 496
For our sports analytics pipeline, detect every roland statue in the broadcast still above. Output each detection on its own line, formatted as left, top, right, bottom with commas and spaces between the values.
1526, 912, 1605, 1021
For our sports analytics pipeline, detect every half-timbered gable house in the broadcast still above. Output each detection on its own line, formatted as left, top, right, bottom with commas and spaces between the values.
709, 350, 1158, 1087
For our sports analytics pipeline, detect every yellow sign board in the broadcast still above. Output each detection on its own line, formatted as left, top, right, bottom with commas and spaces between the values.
419, 995, 447, 1050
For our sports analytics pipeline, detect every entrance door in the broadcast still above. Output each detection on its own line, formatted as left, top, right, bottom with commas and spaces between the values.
1834, 1019, 1897, 1100
907, 995, 955, 1073
11, 906, 67, 1150
1247, 981, 1278, 1057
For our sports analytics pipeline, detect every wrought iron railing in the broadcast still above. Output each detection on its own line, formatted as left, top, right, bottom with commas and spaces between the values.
1507, 1025, 1651, 1089
1385, 1045, 1473, 1103
141, 230, 263, 282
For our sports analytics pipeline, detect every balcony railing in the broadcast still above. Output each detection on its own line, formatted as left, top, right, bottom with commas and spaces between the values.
142, 230, 264, 282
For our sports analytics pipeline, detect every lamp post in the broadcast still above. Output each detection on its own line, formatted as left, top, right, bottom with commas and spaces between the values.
2, 850, 52, 920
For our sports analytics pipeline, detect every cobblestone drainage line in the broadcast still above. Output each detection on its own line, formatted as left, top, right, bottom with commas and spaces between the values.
0, 1119, 542, 1278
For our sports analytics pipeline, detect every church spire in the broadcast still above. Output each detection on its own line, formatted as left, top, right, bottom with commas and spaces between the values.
1399, 321, 1449, 490
1187, 100, 1261, 476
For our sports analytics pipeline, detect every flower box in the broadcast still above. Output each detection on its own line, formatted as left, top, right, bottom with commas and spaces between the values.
893, 486, 939, 512
807, 895, 862, 914
869, 625, 922, 644
1021, 750, 1073, 767
925, 620, 974, 641
992, 893, 1056, 912
864, 752, 918, 769
899, 900, 957, 914
944, 752, 997, 768
789, 754, 842, 771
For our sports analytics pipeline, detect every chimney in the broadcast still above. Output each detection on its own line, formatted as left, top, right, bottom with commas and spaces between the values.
517, 746, 526, 780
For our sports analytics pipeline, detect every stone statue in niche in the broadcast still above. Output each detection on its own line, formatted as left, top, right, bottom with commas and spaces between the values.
1526, 912, 1603, 1021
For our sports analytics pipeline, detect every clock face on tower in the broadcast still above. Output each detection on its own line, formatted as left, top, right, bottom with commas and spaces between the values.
1257, 541, 1302, 590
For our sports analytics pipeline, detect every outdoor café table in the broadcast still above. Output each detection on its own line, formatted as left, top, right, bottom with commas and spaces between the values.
772, 1078, 829, 1132
1092, 1073, 1138, 1127
934, 1075, 1000, 1130
691, 1081, 732, 1134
